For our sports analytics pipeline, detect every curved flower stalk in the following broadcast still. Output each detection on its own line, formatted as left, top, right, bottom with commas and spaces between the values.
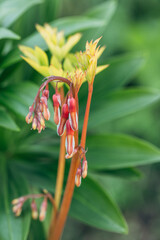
14, 24, 109, 240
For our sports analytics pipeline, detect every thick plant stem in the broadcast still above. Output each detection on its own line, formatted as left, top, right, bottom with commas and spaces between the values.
51, 152, 81, 240
55, 87, 66, 208
48, 131, 66, 239
74, 91, 79, 146
49, 83, 93, 240
80, 83, 93, 148
48, 87, 66, 240
55, 131, 66, 208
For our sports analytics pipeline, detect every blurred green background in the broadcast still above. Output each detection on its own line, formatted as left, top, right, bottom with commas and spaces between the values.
1, 0, 160, 240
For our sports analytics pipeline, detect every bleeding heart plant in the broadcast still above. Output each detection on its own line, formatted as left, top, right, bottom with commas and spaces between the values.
12, 24, 108, 240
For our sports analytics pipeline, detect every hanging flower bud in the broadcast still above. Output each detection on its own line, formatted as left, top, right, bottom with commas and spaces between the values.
32, 117, 38, 130
12, 202, 23, 216
41, 96, 50, 120
37, 121, 43, 133
68, 97, 78, 131
26, 106, 34, 124
52, 93, 61, 125
15, 208, 22, 217
39, 197, 47, 222
41, 96, 48, 106
38, 112, 45, 128
12, 197, 25, 205
31, 199, 38, 220
43, 104, 50, 121
82, 159, 88, 179
57, 103, 69, 136
65, 147, 78, 159
75, 168, 82, 187
65, 119, 75, 157
43, 89, 49, 99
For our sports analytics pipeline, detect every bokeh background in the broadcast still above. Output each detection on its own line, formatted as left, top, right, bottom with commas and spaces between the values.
1, 0, 160, 240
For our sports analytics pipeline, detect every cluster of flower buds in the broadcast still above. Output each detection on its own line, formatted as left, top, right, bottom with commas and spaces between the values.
12, 194, 48, 221
26, 83, 78, 159
52, 93, 78, 159
75, 156, 88, 187
12, 197, 25, 216
26, 86, 50, 133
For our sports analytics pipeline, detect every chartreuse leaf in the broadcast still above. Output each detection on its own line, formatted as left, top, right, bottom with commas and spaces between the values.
0, 0, 43, 28
70, 176, 128, 234
0, 107, 20, 131
19, 45, 49, 66
0, 28, 20, 40
96, 64, 109, 75
87, 134, 160, 170
21, 56, 50, 76
0, 3, 109, 69
0, 158, 31, 240
89, 88, 160, 129
0, 82, 55, 130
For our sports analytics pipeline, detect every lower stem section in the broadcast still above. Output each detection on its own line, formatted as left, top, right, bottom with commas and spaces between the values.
50, 152, 81, 240
55, 131, 66, 208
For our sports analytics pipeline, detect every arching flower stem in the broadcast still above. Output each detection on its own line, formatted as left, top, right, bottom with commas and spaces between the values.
80, 83, 93, 149
33, 76, 71, 107
49, 82, 94, 240
49, 87, 66, 237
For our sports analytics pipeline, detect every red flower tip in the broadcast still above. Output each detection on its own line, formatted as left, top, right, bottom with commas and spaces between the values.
53, 94, 61, 125
57, 104, 69, 136
65, 120, 75, 156
43, 89, 49, 99
68, 97, 78, 131
52, 94, 61, 107
68, 97, 76, 112
61, 103, 69, 119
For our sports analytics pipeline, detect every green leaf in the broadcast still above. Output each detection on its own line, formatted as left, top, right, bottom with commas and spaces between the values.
89, 88, 160, 129
87, 134, 160, 170
86, 0, 117, 23
0, 82, 55, 130
0, 158, 31, 240
94, 53, 146, 93
78, 0, 117, 48
0, 107, 20, 131
0, 0, 43, 27
70, 176, 128, 234
0, 28, 20, 40
0, 15, 106, 69
91, 168, 143, 180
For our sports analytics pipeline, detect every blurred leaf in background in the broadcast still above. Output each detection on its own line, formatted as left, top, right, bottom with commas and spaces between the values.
1, 0, 160, 240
